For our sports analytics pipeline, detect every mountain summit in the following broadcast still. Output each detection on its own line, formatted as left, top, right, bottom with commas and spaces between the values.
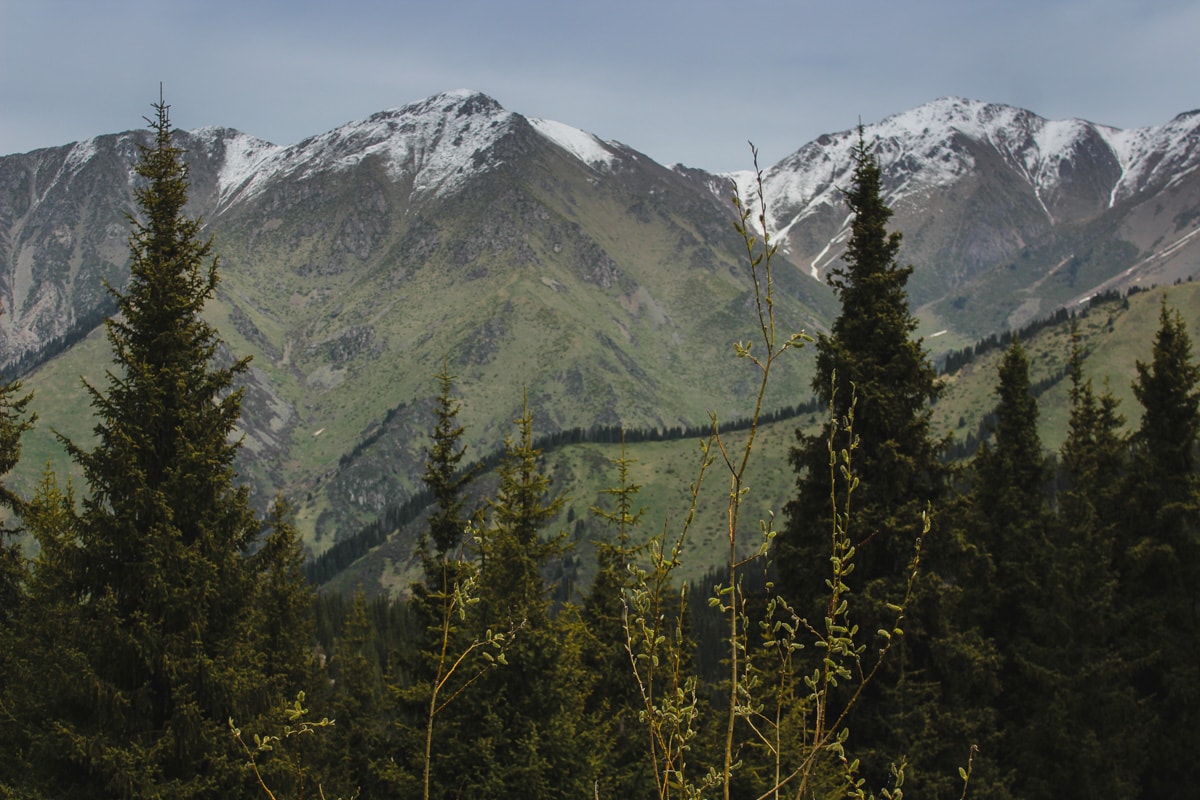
2, 91, 1198, 546
217, 90, 523, 206
208, 90, 629, 212
753, 96, 1200, 232
730, 97, 1200, 330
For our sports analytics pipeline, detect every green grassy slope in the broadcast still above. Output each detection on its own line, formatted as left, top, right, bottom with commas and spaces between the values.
329, 282, 1200, 596
11, 263, 1194, 593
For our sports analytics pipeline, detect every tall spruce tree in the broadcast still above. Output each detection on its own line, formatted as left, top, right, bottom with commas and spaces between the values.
778, 129, 945, 594
585, 433, 643, 649
441, 397, 600, 799
776, 129, 948, 792
584, 436, 650, 798
3, 469, 79, 797
251, 497, 318, 702
1123, 298, 1200, 798
421, 359, 478, 561
975, 338, 1046, 510
401, 365, 489, 800
967, 338, 1059, 800
1041, 326, 1142, 800
321, 590, 399, 798
20, 98, 296, 798
474, 394, 565, 628
1060, 324, 1127, 536
970, 338, 1050, 641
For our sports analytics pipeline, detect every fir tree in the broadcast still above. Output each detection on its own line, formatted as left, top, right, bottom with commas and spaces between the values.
251, 497, 318, 700
1123, 298, 1200, 798
2, 469, 80, 797
442, 396, 599, 800
969, 338, 1050, 642
321, 590, 399, 798
775, 129, 947, 789
421, 359, 479, 560
586, 432, 643, 649
1038, 325, 1141, 800
474, 393, 565, 628
405, 361, 484, 769
1131, 298, 1200, 483
975, 338, 1046, 508
779, 128, 945, 595
20, 97, 301, 798
400, 367, 504, 800
1060, 324, 1127, 531
967, 338, 1060, 800
584, 435, 651, 798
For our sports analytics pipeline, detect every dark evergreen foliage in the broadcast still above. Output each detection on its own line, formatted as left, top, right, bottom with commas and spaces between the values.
583, 437, 654, 798
0, 365, 35, 795
1039, 325, 1142, 799
433, 398, 600, 800
779, 129, 947, 595
773, 129, 955, 795
421, 360, 480, 559
1121, 298, 1200, 798
474, 396, 565, 628
964, 340, 1059, 798
0, 376, 34, 623
317, 589, 403, 797
6, 99, 313, 799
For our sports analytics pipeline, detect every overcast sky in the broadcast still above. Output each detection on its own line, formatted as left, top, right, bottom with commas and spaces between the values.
3, 0, 1197, 172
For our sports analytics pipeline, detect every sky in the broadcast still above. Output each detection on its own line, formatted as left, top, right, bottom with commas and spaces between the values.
2, 0, 1197, 173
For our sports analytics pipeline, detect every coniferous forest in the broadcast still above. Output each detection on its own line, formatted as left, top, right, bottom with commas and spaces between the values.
0, 105, 1197, 800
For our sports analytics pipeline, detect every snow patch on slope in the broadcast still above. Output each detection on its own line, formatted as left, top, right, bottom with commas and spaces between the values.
63, 138, 98, 175
529, 118, 616, 169
867, 98, 1085, 222
184, 128, 283, 207
735, 132, 856, 237
1098, 110, 1200, 205
34, 137, 102, 203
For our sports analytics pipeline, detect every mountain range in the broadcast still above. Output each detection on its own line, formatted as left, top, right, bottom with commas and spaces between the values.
2, 89, 1198, 555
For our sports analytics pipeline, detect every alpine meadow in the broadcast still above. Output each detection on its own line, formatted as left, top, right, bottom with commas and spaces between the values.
0, 92, 1198, 799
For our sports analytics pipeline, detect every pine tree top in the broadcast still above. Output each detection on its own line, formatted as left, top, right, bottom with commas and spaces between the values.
66, 97, 257, 591
809, 130, 938, 432
828, 130, 911, 301
1133, 296, 1200, 478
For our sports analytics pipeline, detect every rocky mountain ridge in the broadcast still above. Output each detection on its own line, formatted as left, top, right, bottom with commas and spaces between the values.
746, 98, 1200, 230
726, 96, 1200, 332
744, 97, 1195, 335
2, 90, 1198, 549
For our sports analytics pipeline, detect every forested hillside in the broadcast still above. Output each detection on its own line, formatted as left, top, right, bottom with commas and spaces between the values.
1, 107, 1197, 800
6, 91, 1200, 558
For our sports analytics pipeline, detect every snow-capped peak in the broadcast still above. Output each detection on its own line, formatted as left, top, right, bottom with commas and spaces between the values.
746, 97, 1200, 248
218, 90, 518, 206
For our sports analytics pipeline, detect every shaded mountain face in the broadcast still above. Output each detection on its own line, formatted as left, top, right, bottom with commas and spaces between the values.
2, 91, 1198, 547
